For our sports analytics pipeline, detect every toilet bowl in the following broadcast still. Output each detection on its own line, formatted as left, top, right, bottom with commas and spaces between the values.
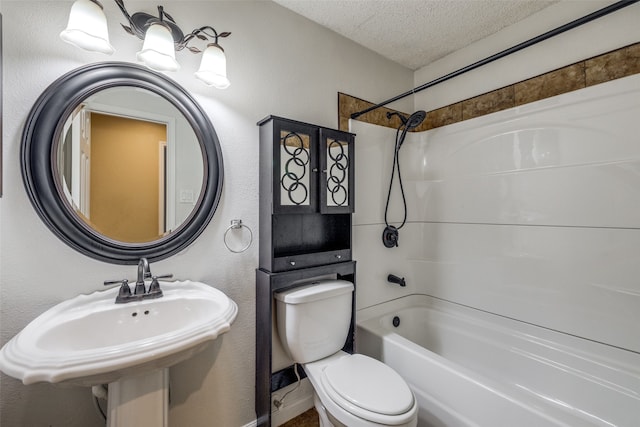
305, 352, 418, 427
275, 280, 418, 427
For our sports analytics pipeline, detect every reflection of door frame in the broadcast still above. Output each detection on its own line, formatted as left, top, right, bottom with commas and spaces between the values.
60, 105, 91, 217
158, 140, 167, 236
84, 102, 177, 232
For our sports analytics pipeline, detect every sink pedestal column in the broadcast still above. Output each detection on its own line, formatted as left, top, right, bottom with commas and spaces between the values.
107, 368, 169, 427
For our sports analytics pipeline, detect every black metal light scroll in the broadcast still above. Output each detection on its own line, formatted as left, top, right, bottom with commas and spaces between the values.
326, 139, 349, 206
280, 131, 310, 205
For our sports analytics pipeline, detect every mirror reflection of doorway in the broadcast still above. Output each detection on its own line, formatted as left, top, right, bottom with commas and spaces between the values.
90, 112, 168, 243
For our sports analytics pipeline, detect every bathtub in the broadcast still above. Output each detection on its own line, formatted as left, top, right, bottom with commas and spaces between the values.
356, 294, 640, 427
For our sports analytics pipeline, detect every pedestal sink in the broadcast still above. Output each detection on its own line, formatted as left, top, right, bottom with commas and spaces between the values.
0, 280, 238, 426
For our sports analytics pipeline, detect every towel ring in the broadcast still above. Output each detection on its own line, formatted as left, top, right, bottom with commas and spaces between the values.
223, 219, 253, 253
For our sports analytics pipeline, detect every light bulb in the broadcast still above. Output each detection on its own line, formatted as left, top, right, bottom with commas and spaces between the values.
136, 23, 180, 72
195, 44, 230, 89
60, 0, 114, 55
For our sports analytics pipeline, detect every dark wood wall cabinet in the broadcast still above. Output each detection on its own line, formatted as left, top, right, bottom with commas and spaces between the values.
258, 116, 355, 273
256, 116, 356, 427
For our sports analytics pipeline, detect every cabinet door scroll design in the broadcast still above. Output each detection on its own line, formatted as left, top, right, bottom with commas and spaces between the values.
326, 138, 350, 207
319, 127, 354, 214
280, 131, 310, 206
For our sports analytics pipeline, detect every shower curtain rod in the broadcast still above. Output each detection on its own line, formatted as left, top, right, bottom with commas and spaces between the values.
350, 0, 638, 120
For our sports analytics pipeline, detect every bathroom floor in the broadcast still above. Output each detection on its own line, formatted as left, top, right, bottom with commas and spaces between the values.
280, 408, 319, 427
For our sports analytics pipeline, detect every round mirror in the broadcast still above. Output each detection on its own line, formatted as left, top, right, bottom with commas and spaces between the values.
22, 62, 224, 264
56, 87, 204, 244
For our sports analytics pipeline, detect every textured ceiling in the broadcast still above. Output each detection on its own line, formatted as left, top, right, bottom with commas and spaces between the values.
272, 0, 558, 70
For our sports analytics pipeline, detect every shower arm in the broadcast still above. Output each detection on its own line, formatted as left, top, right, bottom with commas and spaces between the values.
350, 0, 638, 120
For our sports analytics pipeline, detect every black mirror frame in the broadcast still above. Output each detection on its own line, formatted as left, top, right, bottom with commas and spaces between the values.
21, 62, 224, 265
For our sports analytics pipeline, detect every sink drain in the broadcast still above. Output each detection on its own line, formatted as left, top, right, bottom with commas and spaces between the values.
392, 316, 400, 327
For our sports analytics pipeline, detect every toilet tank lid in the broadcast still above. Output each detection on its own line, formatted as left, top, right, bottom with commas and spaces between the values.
274, 280, 354, 304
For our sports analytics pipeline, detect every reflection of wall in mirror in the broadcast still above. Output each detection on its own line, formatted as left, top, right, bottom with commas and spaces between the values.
87, 88, 203, 231
91, 113, 166, 243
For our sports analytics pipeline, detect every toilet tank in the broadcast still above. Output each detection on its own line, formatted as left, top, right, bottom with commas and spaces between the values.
275, 280, 354, 364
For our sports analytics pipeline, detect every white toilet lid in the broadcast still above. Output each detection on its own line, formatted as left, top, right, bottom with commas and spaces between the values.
322, 354, 414, 418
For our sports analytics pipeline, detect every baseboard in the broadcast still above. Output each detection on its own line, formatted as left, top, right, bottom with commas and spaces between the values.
240, 391, 314, 427
271, 394, 314, 427
271, 378, 314, 426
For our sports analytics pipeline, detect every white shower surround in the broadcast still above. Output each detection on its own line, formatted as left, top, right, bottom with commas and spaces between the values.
352, 73, 640, 360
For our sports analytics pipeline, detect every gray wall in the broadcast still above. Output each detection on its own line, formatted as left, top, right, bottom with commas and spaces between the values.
0, 1, 413, 426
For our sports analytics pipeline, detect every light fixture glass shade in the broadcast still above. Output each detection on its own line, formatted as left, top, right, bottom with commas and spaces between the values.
60, 0, 114, 55
136, 23, 180, 72
195, 44, 230, 89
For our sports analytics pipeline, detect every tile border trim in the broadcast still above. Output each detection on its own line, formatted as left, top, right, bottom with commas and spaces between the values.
339, 42, 640, 132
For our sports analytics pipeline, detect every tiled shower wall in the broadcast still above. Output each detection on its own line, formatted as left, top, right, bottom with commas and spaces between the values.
339, 42, 640, 131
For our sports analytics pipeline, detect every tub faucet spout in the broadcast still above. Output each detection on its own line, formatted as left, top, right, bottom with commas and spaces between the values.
388, 274, 406, 287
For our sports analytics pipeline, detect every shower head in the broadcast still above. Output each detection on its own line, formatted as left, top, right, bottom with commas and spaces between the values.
394, 110, 427, 149
386, 110, 427, 131
406, 110, 426, 130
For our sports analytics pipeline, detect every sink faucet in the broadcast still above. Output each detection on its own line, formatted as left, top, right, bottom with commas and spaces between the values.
135, 258, 152, 295
104, 258, 173, 303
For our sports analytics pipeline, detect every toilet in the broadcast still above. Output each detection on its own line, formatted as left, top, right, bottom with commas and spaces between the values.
275, 279, 418, 427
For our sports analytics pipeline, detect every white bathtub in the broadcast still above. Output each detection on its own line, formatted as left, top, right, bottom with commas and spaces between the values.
356, 295, 640, 427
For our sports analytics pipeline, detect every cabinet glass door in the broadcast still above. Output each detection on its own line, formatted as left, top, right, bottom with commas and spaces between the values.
320, 129, 354, 214
275, 121, 317, 213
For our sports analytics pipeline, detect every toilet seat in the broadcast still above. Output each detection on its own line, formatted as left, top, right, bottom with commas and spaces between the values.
320, 354, 415, 425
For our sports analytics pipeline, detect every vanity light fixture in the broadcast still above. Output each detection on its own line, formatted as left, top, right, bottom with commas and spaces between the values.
60, 0, 231, 89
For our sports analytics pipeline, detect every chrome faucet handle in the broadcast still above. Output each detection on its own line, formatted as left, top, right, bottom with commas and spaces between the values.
148, 274, 172, 298
104, 278, 128, 286
104, 279, 132, 303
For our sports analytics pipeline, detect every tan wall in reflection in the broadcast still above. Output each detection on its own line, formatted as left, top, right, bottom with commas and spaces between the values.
90, 113, 167, 243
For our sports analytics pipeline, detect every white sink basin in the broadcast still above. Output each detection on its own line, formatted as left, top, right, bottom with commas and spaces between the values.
0, 280, 238, 386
